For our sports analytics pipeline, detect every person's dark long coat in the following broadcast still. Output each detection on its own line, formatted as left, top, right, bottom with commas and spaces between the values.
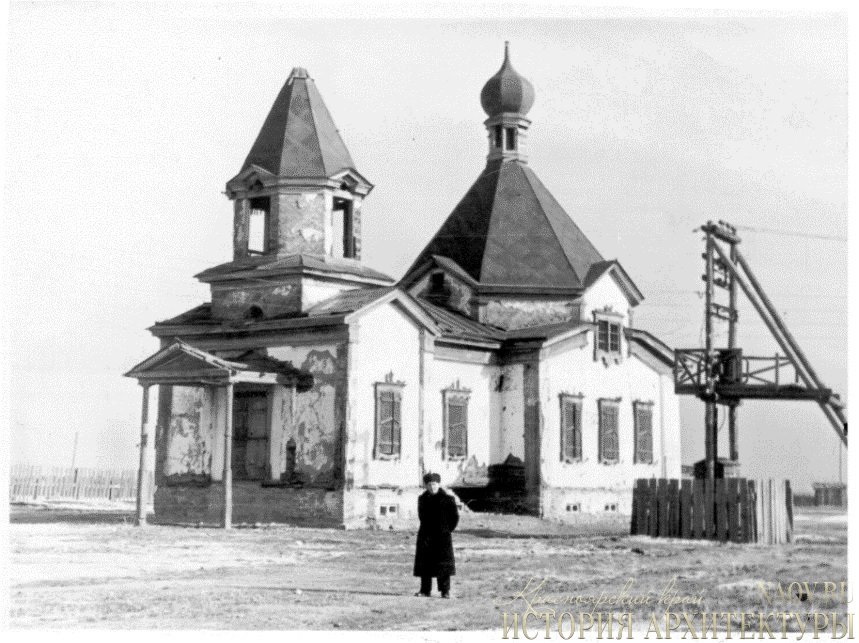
413, 489, 460, 577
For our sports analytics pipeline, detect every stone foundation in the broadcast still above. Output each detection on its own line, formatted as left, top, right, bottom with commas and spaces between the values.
541, 486, 632, 522
342, 487, 422, 530
153, 482, 344, 527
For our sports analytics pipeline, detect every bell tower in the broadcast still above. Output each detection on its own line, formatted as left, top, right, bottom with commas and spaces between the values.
197, 67, 394, 321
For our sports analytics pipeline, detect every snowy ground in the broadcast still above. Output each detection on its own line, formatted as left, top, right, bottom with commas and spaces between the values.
8, 504, 848, 630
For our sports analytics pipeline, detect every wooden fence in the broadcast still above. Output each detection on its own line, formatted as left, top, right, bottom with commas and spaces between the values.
631, 477, 793, 544
10, 464, 154, 504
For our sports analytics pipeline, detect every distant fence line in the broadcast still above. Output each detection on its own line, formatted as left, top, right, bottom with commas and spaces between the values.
10, 464, 153, 504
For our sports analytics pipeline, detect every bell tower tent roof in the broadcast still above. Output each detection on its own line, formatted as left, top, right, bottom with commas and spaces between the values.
240, 67, 356, 179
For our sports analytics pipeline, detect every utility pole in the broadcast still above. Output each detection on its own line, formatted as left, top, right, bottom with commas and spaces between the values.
727, 238, 740, 464
703, 225, 718, 482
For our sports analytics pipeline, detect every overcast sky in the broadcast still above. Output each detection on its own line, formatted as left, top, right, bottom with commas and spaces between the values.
3, 3, 848, 492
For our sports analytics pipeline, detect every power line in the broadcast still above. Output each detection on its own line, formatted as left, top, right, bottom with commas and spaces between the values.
733, 225, 847, 243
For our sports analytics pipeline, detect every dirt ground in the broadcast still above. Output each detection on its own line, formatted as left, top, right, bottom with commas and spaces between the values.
8, 503, 848, 630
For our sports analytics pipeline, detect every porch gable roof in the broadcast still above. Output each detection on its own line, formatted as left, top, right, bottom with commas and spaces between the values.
124, 341, 311, 387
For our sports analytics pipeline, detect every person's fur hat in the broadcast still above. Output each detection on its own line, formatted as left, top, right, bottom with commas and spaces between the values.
423, 472, 441, 483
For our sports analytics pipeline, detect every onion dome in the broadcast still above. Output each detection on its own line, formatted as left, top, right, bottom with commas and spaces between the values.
479, 42, 535, 117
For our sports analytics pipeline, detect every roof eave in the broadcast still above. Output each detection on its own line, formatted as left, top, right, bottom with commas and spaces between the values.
149, 314, 349, 338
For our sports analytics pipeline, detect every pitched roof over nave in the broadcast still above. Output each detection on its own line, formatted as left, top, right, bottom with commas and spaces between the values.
402, 43, 632, 298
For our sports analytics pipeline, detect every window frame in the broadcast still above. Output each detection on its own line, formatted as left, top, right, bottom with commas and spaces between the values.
374, 375, 405, 460
559, 393, 584, 463
633, 400, 655, 465
593, 309, 624, 361
442, 382, 471, 461
598, 398, 621, 465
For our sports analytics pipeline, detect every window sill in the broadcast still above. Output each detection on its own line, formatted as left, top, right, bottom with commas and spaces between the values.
595, 350, 623, 365
373, 454, 402, 462
561, 458, 583, 465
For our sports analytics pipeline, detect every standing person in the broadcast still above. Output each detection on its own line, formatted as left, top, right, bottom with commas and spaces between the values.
413, 472, 460, 598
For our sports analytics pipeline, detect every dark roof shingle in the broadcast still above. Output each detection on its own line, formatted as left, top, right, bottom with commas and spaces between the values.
242, 67, 356, 179
405, 159, 605, 290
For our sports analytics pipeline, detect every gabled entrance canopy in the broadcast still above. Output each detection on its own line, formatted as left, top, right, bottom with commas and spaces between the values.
124, 341, 313, 530
124, 341, 311, 389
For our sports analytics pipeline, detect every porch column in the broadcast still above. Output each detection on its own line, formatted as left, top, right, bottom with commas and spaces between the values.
223, 381, 234, 529
135, 383, 151, 527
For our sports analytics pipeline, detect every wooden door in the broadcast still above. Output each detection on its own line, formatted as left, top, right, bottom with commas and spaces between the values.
232, 391, 269, 480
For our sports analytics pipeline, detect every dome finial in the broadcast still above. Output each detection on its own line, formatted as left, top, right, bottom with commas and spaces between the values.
480, 42, 535, 118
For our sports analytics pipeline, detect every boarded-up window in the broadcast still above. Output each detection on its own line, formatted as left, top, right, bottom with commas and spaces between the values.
560, 395, 583, 462
634, 402, 654, 464
375, 385, 402, 458
598, 399, 620, 464
232, 390, 269, 480
597, 319, 621, 353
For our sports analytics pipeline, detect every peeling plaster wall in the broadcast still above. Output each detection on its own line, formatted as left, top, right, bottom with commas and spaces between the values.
538, 331, 682, 519
233, 198, 250, 259
163, 386, 216, 482
424, 355, 496, 487
273, 191, 327, 256
267, 343, 347, 486
346, 302, 422, 495
492, 363, 525, 463
324, 195, 363, 260
211, 278, 364, 320
211, 279, 301, 320
480, 298, 579, 330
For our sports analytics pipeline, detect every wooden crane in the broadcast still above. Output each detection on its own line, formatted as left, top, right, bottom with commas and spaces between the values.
673, 221, 847, 482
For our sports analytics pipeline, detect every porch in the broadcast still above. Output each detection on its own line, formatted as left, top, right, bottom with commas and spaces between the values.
125, 341, 314, 528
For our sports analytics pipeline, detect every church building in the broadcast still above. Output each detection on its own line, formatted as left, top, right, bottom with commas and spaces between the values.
126, 45, 682, 528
